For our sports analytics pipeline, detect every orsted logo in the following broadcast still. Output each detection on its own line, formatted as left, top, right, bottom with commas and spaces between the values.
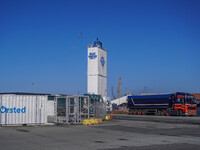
88, 52, 97, 59
0, 106, 26, 113
100, 56, 105, 67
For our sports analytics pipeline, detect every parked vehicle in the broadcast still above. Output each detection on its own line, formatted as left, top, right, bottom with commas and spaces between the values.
127, 92, 197, 116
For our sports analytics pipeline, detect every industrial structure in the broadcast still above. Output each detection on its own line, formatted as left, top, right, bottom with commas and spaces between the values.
111, 94, 131, 110
87, 38, 107, 99
117, 77, 122, 98
0, 93, 107, 126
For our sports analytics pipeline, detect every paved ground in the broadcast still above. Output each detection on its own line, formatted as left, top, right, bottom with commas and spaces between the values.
0, 115, 200, 150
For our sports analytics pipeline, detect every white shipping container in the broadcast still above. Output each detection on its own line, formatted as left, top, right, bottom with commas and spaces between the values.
0, 94, 48, 125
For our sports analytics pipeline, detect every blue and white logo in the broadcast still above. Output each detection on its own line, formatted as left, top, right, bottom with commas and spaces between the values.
88, 52, 97, 59
100, 56, 105, 67
0, 105, 26, 113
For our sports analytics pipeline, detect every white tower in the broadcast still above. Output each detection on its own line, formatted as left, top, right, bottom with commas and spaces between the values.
87, 38, 107, 98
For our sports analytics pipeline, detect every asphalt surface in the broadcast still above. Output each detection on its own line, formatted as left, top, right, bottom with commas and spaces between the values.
0, 115, 200, 150
113, 114, 200, 125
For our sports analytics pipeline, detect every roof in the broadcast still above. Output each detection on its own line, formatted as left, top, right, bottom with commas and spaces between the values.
0, 92, 51, 96
191, 93, 200, 100
111, 94, 131, 105
88, 38, 106, 51
128, 94, 172, 99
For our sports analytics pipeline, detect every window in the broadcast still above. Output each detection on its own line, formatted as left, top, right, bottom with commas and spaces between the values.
177, 98, 184, 104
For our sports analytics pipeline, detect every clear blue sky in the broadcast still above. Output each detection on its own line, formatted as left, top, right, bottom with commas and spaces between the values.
0, 0, 200, 98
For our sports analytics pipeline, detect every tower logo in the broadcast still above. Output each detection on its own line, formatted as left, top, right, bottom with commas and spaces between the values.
100, 56, 105, 67
88, 52, 97, 59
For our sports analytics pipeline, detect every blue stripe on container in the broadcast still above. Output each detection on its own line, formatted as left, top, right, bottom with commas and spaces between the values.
128, 94, 172, 99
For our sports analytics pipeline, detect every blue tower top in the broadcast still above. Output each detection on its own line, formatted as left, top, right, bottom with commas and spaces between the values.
93, 37, 102, 49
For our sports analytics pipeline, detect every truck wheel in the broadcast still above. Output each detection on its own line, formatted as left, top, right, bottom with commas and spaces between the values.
166, 111, 169, 116
142, 110, 145, 115
161, 110, 165, 116
128, 110, 132, 115
136, 110, 141, 115
133, 110, 136, 115
179, 110, 183, 116
137, 110, 140, 115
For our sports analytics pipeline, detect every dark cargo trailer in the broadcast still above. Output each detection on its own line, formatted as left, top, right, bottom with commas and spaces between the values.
127, 92, 197, 116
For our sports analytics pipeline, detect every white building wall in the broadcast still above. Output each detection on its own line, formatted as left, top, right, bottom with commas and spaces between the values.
97, 48, 107, 77
98, 76, 107, 98
87, 47, 98, 75
87, 75, 98, 94
87, 39, 107, 98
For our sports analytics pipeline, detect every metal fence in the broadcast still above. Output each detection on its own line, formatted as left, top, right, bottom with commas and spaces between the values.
54, 95, 106, 124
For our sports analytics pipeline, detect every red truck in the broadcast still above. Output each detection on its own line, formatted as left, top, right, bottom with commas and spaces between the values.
127, 92, 197, 116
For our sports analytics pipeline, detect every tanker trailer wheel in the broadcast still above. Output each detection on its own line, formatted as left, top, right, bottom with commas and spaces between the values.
128, 110, 132, 115
141, 110, 145, 115
137, 109, 141, 115
133, 109, 136, 115
166, 110, 169, 116
161, 110, 166, 116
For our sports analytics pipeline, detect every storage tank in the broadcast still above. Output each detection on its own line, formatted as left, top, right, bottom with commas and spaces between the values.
0, 93, 48, 126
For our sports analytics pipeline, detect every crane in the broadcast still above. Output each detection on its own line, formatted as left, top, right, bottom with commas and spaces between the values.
118, 77, 121, 98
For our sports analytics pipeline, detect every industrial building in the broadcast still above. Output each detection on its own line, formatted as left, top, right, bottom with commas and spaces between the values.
87, 38, 107, 99
111, 94, 131, 110
0, 93, 106, 126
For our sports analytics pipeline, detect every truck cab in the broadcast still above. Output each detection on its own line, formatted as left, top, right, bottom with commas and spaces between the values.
174, 92, 197, 115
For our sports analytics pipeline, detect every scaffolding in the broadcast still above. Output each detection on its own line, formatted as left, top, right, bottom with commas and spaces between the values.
54, 95, 106, 124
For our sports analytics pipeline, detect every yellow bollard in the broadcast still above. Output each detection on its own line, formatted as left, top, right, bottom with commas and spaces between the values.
105, 115, 111, 120
83, 118, 103, 125
90, 119, 98, 125
83, 119, 91, 125
97, 118, 103, 124
94, 119, 99, 125
105, 115, 109, 120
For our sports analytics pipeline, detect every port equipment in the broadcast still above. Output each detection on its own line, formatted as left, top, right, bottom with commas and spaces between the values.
54, 95, 106, 124
54, 96, 90, 124
127, 92, 197, 116
84, 94, 106, 119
